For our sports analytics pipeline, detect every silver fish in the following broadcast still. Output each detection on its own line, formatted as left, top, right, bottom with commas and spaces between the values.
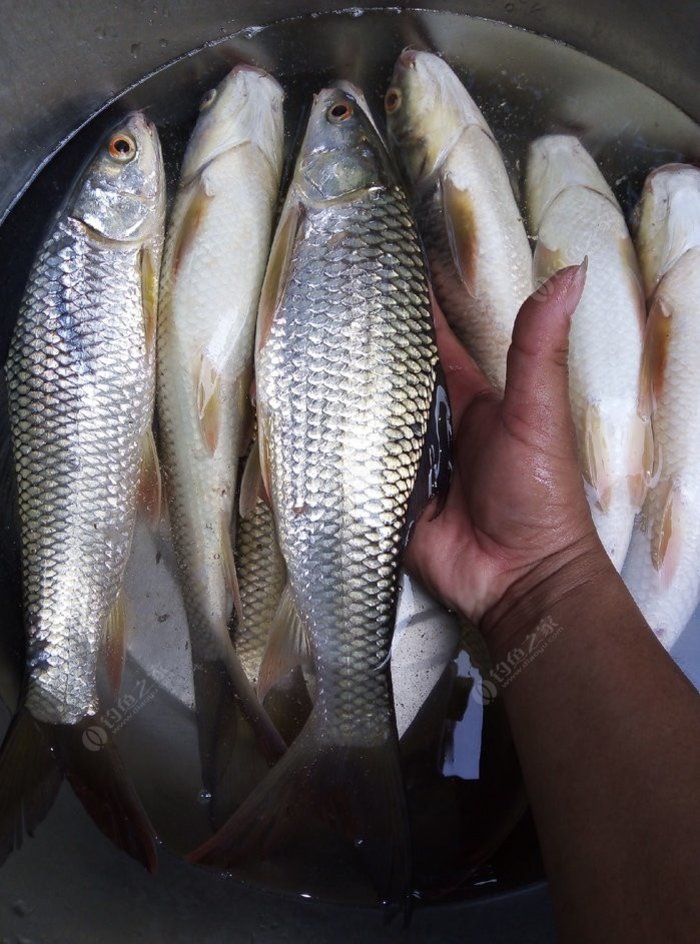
526, 135, 648, 570
1, 113, 166, 868
191, 83, 442, 908
156, 65, 287, 810
385, 49, 533, 393
622, 164, 700, 650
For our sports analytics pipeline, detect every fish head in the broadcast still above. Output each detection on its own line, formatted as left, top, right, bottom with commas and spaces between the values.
71, 112, 165, 243
180, 64, 285, 186
634, 163, 700, 296
295, 84, 389, 204
385, 48, 492, 184
526, 134, 617, 234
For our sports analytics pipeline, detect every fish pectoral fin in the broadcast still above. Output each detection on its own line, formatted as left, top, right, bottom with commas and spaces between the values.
652, 479, 683, 588
139, 242, 159, 356
533, 239, 567, 282
171, 181, 213, 278
187, 710, 412, 912
257, 584, 311, 701
441, 173, 478, 295
239, 441, 269, 517
257, 198, 305, 352
138, 428, 163, 529
638, 294, 673, 422
103, 591, 127, 698
196, 353, 222, 454
581, 404, 613, 511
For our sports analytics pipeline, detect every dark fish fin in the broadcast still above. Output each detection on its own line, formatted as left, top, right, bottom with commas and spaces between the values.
403, 366, 452, 546
257, 583, 311, 700
261, 664, 313, 746
59, 719, 158, 872
192, 658, 279, 828
0, 708, 62, 865
190, 634, 287, 825
189, 709, 413, 910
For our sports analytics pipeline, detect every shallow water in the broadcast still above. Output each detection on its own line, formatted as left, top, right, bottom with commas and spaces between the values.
0, 7, 699, 908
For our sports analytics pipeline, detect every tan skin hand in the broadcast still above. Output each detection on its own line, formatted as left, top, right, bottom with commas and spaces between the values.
406, 263, 601, 623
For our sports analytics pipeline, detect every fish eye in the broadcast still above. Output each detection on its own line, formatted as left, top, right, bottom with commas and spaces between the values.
327, 101, 353, 124
384, 88, 402, 114
108, 133, 137, 163
199, 88, 217, 112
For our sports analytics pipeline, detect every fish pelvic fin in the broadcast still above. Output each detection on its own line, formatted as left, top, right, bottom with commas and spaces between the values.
256, 583, 312, 701
60, 718, 158, 872
652, 479, 683, 589
138, 429, 163, 530
581, 403, 613, 512
0, 708, 62, 866
188, 708, 413, 912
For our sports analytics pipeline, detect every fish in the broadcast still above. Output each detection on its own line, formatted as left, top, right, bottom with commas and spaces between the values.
190, 82, 445, 909
156, 64, 287, 815
526, 135, 648, 570
0, 113, 166, 868
385, 48, 533, 393
622, 164, 700, 649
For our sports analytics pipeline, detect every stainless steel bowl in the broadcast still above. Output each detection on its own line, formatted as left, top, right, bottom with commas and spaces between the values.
0, 3, 697, 940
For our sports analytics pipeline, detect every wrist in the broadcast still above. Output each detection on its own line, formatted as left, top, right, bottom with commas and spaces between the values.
480, 535, 614, 666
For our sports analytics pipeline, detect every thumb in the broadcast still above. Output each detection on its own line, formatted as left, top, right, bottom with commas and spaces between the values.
502, 261, 587, 446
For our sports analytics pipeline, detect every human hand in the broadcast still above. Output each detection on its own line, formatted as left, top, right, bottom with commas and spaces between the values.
406, 264, 610, 649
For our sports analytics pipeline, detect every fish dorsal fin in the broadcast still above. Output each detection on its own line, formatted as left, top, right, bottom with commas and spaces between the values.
239, 441, 270, 518
638, 294, 673, 422
257, 199, 305, 352
652, 479, 682, 588
441, 173, 478, 295
139, 243, 159, 357
138, 429, 162, 529
257, 584, 311, 701
104, 590, 126, 697
581, 403, 612, 512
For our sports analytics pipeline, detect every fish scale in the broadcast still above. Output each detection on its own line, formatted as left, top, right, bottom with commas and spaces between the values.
259, 190, 436, 746
7, 219, 152, 725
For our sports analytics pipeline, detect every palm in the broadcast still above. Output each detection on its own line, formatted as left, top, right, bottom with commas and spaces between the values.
406, 267, 597, 622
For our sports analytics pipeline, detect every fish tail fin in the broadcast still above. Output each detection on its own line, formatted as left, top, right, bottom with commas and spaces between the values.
57, 719, 157, 872
189, 707, 413, 910
193, 657, 285, 828
0, 707, 62, 865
